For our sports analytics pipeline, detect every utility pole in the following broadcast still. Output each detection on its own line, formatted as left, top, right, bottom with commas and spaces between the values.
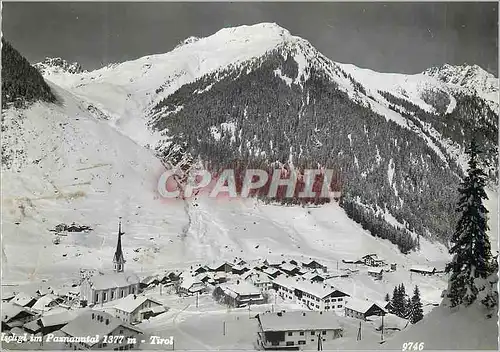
160, 284, 162, 296
381, 313, 384, 341
317, 333, 323, 350
196, 292, 199, 308
223, 321, 226, 336
357, 321, 362, 341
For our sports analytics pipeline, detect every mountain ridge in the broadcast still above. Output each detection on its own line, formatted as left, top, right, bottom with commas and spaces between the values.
20, 23, 499, 252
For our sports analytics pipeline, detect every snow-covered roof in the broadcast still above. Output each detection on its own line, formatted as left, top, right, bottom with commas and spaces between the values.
206, 261, 233, 270
41, 308, 90, 327
150, 305, 166, 314
11, 292, 36, 307
88, 271, 140, 290
302, 259, 324, 266
301, 272, 325, 281
23, 319, 42, 332
368, 269, 383, 274
61, 311, 142, 347
374, 300, 391, 309
258, 311, 342, 332
2, 302, 35, 322
32, 294, 60, 312
140, 275, 158, 285
279, 263, 299, 272
410, 265, 436, 273
263, 267, 280, 276
274, 277, 348, 299
180, 275, 203, 290
219, 281, 261, 297
345, 297, 385, 314
114, 294, 162, 313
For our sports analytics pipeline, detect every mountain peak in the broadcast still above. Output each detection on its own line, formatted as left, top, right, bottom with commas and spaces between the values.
423, 63, 498, 91
216, 22, 291, 37
422, 63, 499, 109
34, 57, 85, 75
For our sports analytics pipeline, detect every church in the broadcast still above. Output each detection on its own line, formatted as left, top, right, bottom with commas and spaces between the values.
80, 222, 140, 306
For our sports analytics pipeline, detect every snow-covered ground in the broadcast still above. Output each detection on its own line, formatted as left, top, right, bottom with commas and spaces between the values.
2, 22, 498, 350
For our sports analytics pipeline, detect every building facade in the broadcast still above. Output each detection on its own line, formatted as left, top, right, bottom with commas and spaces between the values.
273, 277, 349, 314
257, 311, 343, 349
114, 295, 163, 324
80, 223, 140, 306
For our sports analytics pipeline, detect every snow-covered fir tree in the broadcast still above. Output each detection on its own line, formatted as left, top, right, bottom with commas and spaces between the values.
385, 293, 390, 302
445, 138, 494, 307
409, 285, 424, 324
390, 284, 408, 318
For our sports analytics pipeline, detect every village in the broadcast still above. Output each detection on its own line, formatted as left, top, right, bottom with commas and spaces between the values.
1, 223, 446, 350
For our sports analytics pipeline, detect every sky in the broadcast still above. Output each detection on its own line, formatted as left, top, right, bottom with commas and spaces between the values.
3, 2, 498, 76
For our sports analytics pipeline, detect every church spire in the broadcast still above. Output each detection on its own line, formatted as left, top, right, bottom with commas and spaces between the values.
113, 220, 125, 272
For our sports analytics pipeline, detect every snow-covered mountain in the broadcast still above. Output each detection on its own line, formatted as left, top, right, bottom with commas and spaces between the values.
423, 63, 499, 110
34, 57, 85, 76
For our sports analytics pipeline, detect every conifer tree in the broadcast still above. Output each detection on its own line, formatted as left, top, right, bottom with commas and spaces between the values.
409, 285, 424, 324
385, 293, 390, 302
390, 286, 400, 315
390, 284, 408, 318
399, 284, 407, 317
445, 138, 493, 307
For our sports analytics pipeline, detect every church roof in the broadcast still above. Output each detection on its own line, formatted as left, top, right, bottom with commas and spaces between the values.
88, 272, 139, 290
113, 222, 125, 264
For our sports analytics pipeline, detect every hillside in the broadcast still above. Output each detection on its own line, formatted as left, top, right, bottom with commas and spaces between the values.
32, 23, 498, 254
1, 57, 452, 312
1, 38, 56, 109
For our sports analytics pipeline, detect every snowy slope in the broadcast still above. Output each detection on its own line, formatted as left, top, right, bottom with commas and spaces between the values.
378, 303, 498, 350
2, 81, 453, 308
423, 63, 499, 113
36, 23, 497, 186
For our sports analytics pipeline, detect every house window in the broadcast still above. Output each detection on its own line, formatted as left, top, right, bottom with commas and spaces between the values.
338, 298, 343, 301
311, 331, 315, 335
298, 340, 306, 345
272, 341, 279, 346
337, 305, 342, 308
95, 293, 99, 302
299, 332, 304, 336
111, 291, 115, 299
332, 298, 337, 302
322, 331, 326, 335
288, 332, 293, 336
286, 341, 294, 346
103, 292, 107, 301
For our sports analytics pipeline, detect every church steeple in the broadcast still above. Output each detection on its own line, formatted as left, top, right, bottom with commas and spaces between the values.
113, 221, 125, 272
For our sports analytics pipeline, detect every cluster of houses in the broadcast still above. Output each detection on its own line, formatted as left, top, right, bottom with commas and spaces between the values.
2, 223, 168, 350
2, 222, 442, 350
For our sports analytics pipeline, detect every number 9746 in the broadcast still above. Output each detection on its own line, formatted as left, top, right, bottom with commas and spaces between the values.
402, 342, 424, 351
